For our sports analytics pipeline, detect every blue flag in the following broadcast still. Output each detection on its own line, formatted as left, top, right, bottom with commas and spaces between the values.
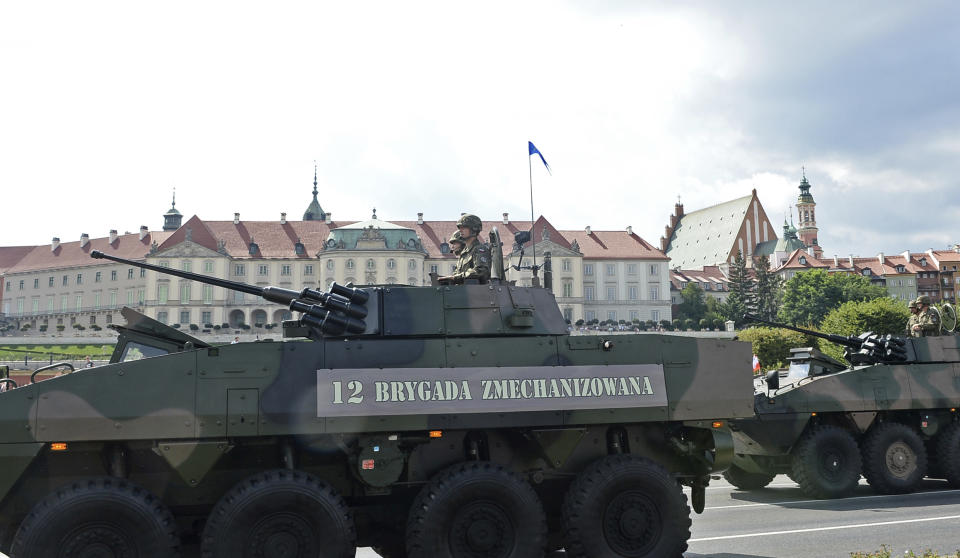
528, 141, 552, 175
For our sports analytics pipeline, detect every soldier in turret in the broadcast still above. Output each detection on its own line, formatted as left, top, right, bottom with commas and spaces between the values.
905, 300, 919, 336
449, 231, 465, 257
439, 214, 490, 284
912, 295, 941, 337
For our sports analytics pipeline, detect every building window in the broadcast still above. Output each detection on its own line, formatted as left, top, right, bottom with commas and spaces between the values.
704, 283, 712, 291
202, 311, 212, 325
281, 264, 292, 276
606, 264, 616, 276
584, 286, 595, 301
409, 259, 417, 270
628, 286, 638, 300
49, 276, 55, 287
649, 285, 659, 300
109, 291, 117, 307
76, 274, 83, 285
158, 284, 169, 304
127, 290, 135, 305
93, 272, 101, 283
234, 291, 245, 303
180, 311, 190, 325
327, 259, 335, 271
75, 295, 82, 312
387, 258, 396, 270
179, 284, 191, 304
649, 264, 659, 275
94, 293, 101, 310
111, 270, 117, 281
584, 264, 594, 276
562, 259, 572, 272
562, 282, 573, 298
563, 308, 573, 322
430, 265, 438, 275
181, 261, 191, 272
235, 264, 245, 276
60, 295, 68, 312
128, 268, 134, 279
258, 264, 269, 276
652, 310, 660, 322
304, 264, 314, 276
367, 259, 376, 270
606, 286, 616, 300
19, 280, 24, 290
157, 311, 168, 324
586, 310, 596, 322
608, 311, 617, 322
138, 289, 145, 304
630, 310, 639, 321
203, 285, 213, 304
204, 261, 214, 273
346, 259, 355, 270
33, 278, 39, 289
140, 268, 146, 278
63, 275, 69, 286
627, 264, 637, 275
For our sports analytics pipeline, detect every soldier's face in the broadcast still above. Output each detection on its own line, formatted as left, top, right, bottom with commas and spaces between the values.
458, 225, 473, 239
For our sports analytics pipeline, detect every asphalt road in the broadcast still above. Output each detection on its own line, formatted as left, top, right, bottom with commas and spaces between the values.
3, 475, 958, 558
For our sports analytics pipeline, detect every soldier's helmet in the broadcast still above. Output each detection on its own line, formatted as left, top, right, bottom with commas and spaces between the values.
456, 214, 483, 235
918, 295, 932, 305
908, 300, 917, 309
448, 230, 465, 247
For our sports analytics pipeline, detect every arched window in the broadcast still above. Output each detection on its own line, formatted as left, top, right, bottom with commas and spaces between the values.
387, 258, 396, 270
409, 259, 417, 270
366, 259, 376, 270
799, 256, 807, 265
326, 259, 334, 270
346, 259, 355, 270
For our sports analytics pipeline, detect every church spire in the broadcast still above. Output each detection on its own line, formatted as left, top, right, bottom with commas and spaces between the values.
303, 162, 327, 221
163, 187, 183, 231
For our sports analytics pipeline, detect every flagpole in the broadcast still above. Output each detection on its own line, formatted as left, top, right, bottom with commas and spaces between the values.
528, 145, 537, 284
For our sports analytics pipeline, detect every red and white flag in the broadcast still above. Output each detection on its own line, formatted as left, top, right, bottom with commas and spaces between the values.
752, 354, 761, 373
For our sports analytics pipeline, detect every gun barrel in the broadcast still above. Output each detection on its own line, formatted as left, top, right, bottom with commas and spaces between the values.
743, 314, 861, 348
92, 250, 263, 296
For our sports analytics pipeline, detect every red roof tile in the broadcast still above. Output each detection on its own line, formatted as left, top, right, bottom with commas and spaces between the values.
6, 232, 163, 273
0, 246, 34, 273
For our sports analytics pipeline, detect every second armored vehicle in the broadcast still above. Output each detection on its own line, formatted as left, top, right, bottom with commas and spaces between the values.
727, 316, 960, 499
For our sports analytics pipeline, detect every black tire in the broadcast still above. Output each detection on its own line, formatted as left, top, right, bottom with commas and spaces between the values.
201, 469, 355, 558
790, 424, 862, 499
723, 464, 776, 490
372, 541, 407, 558
406, 461, 547, 558
562, 455, 691, 558
10, 477, 179, 558
936, 422, 960, 488
862, 422, 928, 494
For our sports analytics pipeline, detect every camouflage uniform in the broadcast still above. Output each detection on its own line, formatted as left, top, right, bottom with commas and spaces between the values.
905, 301, 918, 337
914, 296, 941, 337
452, 241, 491, 283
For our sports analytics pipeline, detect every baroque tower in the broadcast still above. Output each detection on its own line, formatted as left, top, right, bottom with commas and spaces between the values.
795, 169, 822, 259
162, 189, 183, 232
303, 164, 327, 222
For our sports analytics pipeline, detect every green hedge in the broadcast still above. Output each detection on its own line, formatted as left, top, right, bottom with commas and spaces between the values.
737, 326, 819, 372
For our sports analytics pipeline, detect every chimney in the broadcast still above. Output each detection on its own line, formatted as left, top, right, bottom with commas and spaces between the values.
51, 237, 60, 251
502, 212, 509, 225
417, 212, 424, 225
833, 255, 839, 267
848, 255, 854, 268
139, 226, 149, 240
280, 212, 287, 225
80, 233, 89, 248
954, 244, 960, 253
585, 226, 592, 235
109, 229, 118, 244
626, 226, 633, 235
234, 213, 240, 225
878, 252, 885, 265
660, 236, 668, 252
326, 212, 332, 222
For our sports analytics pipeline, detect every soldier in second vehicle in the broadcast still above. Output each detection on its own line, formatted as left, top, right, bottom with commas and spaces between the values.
912, 295, 941, 337
905, 300, 919, 336
439, 214, 490, 284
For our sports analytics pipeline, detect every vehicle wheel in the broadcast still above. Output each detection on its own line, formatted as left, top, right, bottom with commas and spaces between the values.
865, 423, 928, 491
372, 538, 407, 558
790, 424, 862, 499
406, 461, 547, 558
201, 469, 355, 558
861, 422, 928, 494
723, 464, 776, 490
562, 454, 691, 558
936, 422, 960, 488
10, 477, 179, 558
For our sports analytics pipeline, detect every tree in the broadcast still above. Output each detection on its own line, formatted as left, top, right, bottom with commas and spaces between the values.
818, 298, 911, 363
738, 326, 818, 371
677, 283, 708, 322
719, 251, 755, 326
778, 269, 887, 326
753, 255, 783, 321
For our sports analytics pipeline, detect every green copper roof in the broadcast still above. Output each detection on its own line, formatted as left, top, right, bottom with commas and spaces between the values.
665, 195, 753, 269
324, 215, 424, 252
798, 172, 814, 203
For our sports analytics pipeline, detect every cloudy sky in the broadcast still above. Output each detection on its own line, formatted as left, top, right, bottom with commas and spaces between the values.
2, 1, 958, 259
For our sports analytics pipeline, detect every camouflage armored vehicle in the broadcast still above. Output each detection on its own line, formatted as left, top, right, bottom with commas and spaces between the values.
727, 315, 960, 499
0, 245, 754, 558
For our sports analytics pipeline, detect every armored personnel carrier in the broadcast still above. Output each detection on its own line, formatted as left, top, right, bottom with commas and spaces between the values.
0, 244, 754, 558
727, 316, 960, 499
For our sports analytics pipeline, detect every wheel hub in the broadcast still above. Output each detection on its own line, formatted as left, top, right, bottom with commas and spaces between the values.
602, 490, 660, 556
62, 525, 131, 558
450, 501, 514, 558
819, 449, 845, 481
885, 441, 917, 479
251, 512, 312, 558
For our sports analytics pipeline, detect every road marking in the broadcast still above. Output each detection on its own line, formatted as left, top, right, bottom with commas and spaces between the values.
689, 514, 960, 542
702, 487, 960, 510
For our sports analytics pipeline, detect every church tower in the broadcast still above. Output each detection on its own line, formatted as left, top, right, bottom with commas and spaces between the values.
303, 164, 327, 222
162, 189, 183, 231
795, 169, 822, 259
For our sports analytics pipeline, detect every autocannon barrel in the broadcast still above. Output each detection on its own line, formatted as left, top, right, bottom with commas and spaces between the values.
90, 250, 367, 320
743, 314, 863, 348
